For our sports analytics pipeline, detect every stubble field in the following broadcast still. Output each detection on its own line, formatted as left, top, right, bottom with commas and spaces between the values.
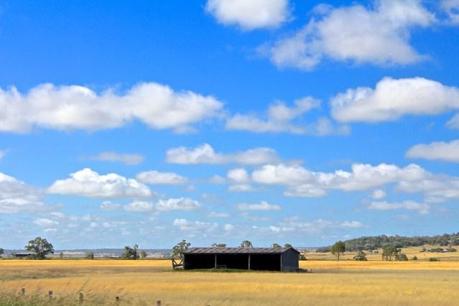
1, 252, 459, 305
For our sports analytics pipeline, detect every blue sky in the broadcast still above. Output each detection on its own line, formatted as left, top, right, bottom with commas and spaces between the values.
1, 0, 459, 249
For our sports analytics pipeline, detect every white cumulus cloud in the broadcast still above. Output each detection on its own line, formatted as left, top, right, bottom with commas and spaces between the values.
237, 201, 281, 211
267, 0, 435, 70
136, 170, 188, 185
166, 143, 280, 165
156, 198, 200, 211
407, 140, 459, 163
206, 0, 289, 30
48, 168, 152, 199
250, 162, 458, 202
227, 168, 253, 192
226, 98, 348, 135
0, 83, 223, 133
0, 173, 46, 214
331, 77, 459, 123
124, 201, 155, 212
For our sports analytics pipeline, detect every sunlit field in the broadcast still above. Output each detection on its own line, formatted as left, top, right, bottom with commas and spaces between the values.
2, 249, 459, 306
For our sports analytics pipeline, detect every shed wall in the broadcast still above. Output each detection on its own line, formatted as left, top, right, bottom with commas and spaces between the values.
281, 249, 299, 271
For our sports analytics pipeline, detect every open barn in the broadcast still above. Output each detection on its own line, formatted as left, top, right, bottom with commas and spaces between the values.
183, 247, 299, 272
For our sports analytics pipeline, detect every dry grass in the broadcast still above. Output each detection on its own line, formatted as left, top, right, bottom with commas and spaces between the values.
1, 255, 459, 305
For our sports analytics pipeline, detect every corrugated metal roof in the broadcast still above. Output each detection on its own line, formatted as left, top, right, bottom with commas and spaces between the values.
183, 247, 299, 255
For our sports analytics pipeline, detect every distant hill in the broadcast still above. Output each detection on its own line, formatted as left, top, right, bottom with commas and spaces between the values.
318, 233, 459, 252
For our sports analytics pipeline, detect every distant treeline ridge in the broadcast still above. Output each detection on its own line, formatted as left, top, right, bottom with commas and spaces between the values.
317, 233, 459, 252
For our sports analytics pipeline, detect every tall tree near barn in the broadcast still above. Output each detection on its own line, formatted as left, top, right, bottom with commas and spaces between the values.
331, 241, 346, 261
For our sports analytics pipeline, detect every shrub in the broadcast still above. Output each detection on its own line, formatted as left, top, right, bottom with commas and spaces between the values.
412, 256, 418, 261
353, 250, 367, 261
429, 257, 439, 262
395, 253, 408, 261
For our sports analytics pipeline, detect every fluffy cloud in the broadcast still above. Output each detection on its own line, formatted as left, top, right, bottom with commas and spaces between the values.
227, 168, 253, 192
123, 197, 200, 213
206, 0, 289, 30
136, 170, 188, 185
166, 144, 280, 165
226, 98, 348, 135
368, 200, 430, 214
91, 152, 144, 166
124, 201, 154, 212
250, 162, 459, 202
156, 198, 200, 211
397, 175, 459, 203
48, 168, 152, 198
267, 0, 434, 69
442, 0, 459, 24
250, 162, 459, 203
0, 83, 223, 133
331, 77, 459, 123
407, 140, 459, 163
237, 201, 281, 211
0, 173, 46, 214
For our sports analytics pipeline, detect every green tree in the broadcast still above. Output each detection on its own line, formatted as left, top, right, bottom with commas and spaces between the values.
382, 245, 400, 261
240, 240, 253, 248
140, 250, 147, 259
331, 241, 346, 261
25, 237, 54, 259
172, 240, 191, 260
122, 244, 139, 260
212, 243, 226, 247
272, 243, 282, 249
284, 243, 293, 249
0, 248, 4, 257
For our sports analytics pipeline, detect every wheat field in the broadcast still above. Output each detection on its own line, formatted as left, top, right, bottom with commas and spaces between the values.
1, 254, 459, 305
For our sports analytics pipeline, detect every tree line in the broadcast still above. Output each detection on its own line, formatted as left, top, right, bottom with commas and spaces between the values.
318, 232, 459, 252
1, 237, 296, 260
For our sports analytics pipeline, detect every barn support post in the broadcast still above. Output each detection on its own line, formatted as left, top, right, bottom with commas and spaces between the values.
214, 254, 217, 269
280, 254, 283, 272
248, 254, 251, 270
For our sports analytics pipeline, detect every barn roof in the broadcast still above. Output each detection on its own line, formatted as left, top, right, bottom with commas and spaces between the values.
183, 247, 299, 255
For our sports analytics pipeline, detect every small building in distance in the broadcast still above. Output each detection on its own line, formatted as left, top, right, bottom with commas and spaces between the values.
13, 252, 34, 258
183, 247, 299, 272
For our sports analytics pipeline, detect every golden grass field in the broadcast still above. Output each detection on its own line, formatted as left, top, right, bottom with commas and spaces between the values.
1, 248, 459, 305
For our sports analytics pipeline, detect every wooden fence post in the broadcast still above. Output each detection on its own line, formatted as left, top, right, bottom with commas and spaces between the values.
115, 296, 120, 303
21, 288, 25, 296
156, 300, 162, 306
79, 292, 84, 304
48, 290, 53, 300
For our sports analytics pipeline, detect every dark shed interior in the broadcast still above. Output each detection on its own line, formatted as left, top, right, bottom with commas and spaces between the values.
183, 247, 299, 272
